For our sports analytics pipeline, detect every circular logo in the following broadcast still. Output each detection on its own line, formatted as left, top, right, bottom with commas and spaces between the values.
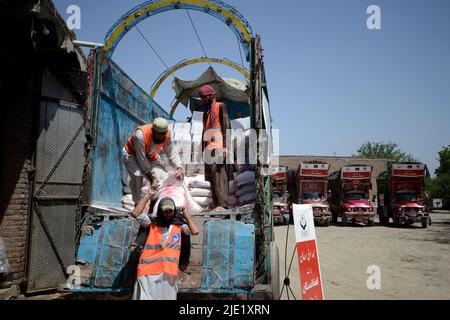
172, 233, 180, 243
300, 214, 307, 230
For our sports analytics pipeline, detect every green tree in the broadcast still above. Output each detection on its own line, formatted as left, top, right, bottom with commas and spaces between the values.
354, 142, 417, 162
427, 145, 450, 209
435, 146, 450, 176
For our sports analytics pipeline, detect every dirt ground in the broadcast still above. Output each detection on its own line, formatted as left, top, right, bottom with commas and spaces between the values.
275, 210, 450, 300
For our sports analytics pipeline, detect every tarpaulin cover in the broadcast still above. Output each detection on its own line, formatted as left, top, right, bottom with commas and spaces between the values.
172, 67, 249, 111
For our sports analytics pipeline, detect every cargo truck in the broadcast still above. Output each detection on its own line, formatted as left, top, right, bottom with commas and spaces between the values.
272, 166, 288, 196
273, 200, 290, 226
377, 163, 430, 228
69, 0, 279, 299
329, 165, 375, 226
297, 162, 332, 226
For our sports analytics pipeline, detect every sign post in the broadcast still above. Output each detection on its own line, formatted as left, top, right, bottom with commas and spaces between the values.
293, 204, 324, 300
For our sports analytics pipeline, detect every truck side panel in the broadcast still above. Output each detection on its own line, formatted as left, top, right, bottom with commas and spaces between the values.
90, 55, 170, 208
202, 221, 255, 290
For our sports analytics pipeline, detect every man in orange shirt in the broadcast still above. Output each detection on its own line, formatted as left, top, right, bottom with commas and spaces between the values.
200, 85, 233, 211
123, 117, 184, 205
131, 188, 199, 300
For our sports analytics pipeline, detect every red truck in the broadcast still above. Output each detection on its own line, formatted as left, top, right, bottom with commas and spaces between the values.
377, 163, 431, 228
272, 166, 288, 196
273, 200, 290, 225
297, 162, 332, 226
329, 165, 375, 226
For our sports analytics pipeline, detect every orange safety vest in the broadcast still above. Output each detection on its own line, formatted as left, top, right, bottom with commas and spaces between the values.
204, 102, 225, 151
124, 124, 170, 162
137, 224, 182, 278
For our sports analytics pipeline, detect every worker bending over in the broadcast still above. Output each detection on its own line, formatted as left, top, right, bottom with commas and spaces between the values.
123, 117, 184, 205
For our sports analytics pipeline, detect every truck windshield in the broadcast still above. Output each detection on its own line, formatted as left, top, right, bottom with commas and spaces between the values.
303, 192, 322, 200
396, 193, 417, 201
344, 193, 365, 201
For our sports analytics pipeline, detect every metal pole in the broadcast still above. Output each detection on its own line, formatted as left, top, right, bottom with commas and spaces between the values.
73, 40, 105, 48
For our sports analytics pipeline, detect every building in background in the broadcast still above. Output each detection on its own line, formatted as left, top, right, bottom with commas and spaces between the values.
0, 0, 87, 296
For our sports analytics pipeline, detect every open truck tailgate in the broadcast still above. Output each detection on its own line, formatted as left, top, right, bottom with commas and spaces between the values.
75, 208, 256, 294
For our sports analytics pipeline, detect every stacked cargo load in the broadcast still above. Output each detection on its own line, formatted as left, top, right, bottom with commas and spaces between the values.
228, 167, 257, 209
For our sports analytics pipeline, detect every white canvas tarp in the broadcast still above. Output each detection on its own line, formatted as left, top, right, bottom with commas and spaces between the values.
172, 67, 249, 111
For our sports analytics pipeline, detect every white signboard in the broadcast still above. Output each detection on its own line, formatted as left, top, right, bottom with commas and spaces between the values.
293, 204, 324, 300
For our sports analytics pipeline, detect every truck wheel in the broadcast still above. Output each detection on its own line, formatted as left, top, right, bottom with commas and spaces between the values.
270, 242, 280, 300
342, 216, 347, 226
379, 214, 388, 225
421, 219, 428, 229
367, 219, 374, 227
325, 219, 331, 227
332, 213, 338, 224
393, 217, 400, 227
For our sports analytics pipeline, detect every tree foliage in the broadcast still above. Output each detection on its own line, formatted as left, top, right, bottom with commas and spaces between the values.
427, 145, 450, 209
354, 142, 417, 163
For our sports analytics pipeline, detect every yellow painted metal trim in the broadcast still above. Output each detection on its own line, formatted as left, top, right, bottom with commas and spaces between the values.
150, 57, 250, 98
104, 0, 251, 53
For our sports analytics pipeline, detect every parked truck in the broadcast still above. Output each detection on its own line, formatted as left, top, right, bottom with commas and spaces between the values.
377, 163, 430, 228
297, 162, 332, 226
272, 166, 288, 196
69, 0, 279, 299
329, 165, 375, 226
273, 200, 290, 226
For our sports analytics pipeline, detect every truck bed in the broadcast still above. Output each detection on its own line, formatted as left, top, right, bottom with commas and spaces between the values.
74, 205, 258, 294
179, 205, 257, 293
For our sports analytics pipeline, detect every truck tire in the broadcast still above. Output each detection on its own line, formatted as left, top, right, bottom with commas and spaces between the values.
342, 216, 347, 226
421, 219, 428, 229
270, 242, 280, 300
379, 213, 388, 225
393, 217, 400, 227
332, 213, 338, 224
367, 219, 374, 227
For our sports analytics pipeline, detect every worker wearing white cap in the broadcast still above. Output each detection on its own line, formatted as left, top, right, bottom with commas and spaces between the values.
123, 118, 184, 205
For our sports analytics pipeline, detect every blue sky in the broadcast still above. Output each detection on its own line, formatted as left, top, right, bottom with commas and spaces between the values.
54, 0, 450, 174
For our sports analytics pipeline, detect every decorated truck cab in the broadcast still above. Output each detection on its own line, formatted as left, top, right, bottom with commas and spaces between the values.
377, 163, 431, 228
297, 162, 332, 226
329, 165, 375, 226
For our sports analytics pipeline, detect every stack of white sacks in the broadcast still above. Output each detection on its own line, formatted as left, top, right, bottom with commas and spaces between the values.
169, 112, 204, 174
185, 175, 213, 211
228, 167, 257, 208
228, 116, 256, 208
121, 114, 256, 212
121, 175, 152, 214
